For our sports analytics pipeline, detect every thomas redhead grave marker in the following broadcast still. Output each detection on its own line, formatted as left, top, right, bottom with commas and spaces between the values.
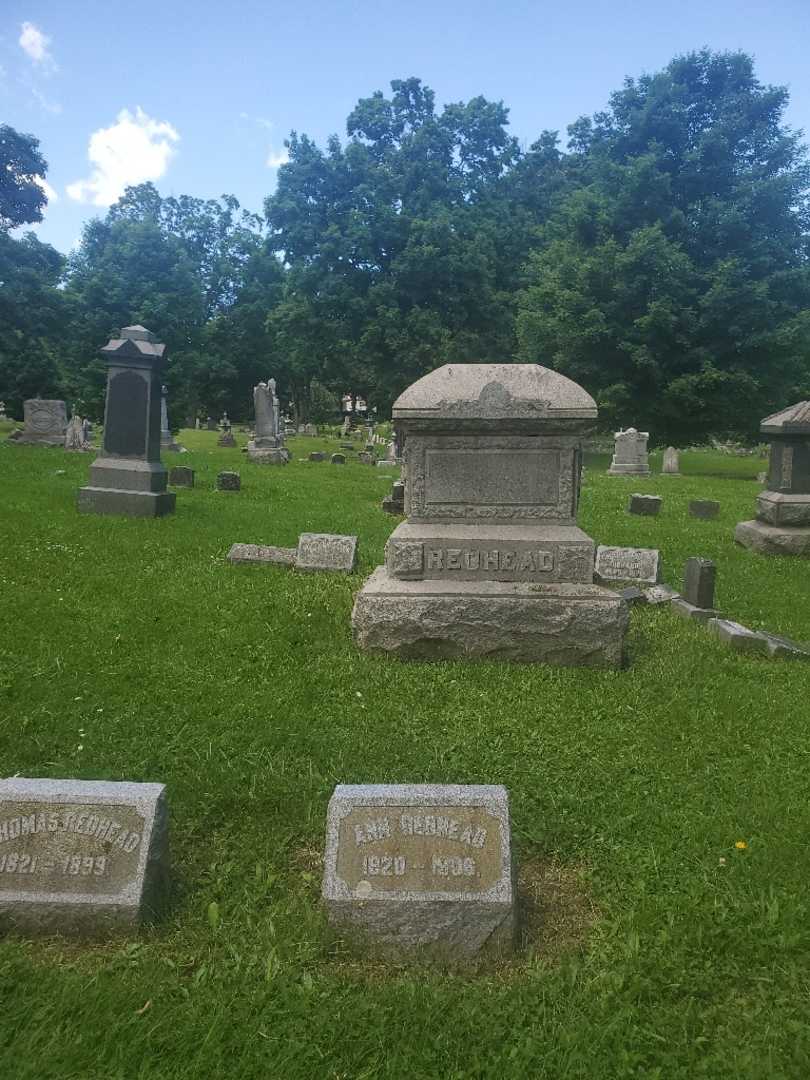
0, 778, 168, 935
322, 783, 516, 961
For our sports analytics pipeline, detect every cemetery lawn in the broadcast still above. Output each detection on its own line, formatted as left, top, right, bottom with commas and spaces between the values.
2, 428, 810, 1080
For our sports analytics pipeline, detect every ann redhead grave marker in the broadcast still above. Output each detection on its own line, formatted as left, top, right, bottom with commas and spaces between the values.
322, 783, 515, 961
0, 778, 168, 935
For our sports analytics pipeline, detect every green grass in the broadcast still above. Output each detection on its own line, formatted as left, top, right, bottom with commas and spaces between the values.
1, 429, 809, 1079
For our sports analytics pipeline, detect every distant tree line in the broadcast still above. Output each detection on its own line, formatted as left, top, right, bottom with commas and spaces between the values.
2, 49, 809, 442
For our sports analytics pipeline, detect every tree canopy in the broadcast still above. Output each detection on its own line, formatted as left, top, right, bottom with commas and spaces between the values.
1, 51, 809, 440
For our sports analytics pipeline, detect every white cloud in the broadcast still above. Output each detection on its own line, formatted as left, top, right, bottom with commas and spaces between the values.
31, 86, 62, 114
266, 146, 289, 169
67, 107, 179, 206
19, 22, 53, 65
35, 176, 58, 203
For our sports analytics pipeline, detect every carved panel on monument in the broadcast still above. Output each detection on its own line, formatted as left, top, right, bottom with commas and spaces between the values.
407, 436, 577, 523
104, 371, 148, 457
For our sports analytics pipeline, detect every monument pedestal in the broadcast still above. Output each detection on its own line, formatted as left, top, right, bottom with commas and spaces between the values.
734, 519, 810, 556
352, 569, 627, 666
78, 487, 175, 517
247, 440, 289, 464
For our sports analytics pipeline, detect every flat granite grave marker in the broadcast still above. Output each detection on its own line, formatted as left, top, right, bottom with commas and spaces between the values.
296, 533, 357, 572
309, 451, 326, 462
689, 500, 720, 519
216, 471, 241, 492
628, 494, 662, 516
0, 778, 167, 935
227, 543, 296, 566
594, 546, 660, 586
168, 466, 194, 488
322, 784, 516, 961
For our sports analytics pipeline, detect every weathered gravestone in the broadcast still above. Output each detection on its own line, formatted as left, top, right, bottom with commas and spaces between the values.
661, 447, 680, 475
64, 414, 92, 452
227, 543, 296, 566
7, 399, 67, 446
168, 466, 194, 488
160, 386, 183, 452
216, 471, 241, 492
642, 584, 679, 605
358, 451, 375, 464
381, 479, 406, 515
607, 428, 650, 476
689, 500, 720, 519
352, 363, 628, 666
735, 402, 810, 555
77, 326, 176, 518
322, 784, 516, 961
0, 778, 168, 936
331, 453, 346, 465
672, 557, 719, 622
628, 494, 662, 516
217, 430, 236, 447
296, 533, 357, 573
248, 377, 290, 464
594, 546, 660, 586
707, 618, 768, 654
309, 451, 326, 462
206, 417, 217, 431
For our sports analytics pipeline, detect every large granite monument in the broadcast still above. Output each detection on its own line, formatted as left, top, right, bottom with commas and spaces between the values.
247, 377, 289, 464
735, 402, 810, 555
607, 428, 650, 476
351, 364, 628, 665
77, 326, 176, 518
7, 399, 67, 445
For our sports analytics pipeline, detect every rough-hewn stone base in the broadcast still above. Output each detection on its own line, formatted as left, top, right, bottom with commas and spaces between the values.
351, 568, 628, 666
77, 487, 176, 518
734, 519, 810, 556
247, 444, 289, 464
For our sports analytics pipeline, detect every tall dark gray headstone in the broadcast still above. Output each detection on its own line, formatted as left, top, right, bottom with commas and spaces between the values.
77, 326, 175, 518
683, 557, 716, 609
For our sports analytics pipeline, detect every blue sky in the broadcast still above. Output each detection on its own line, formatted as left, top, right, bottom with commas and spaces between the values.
2, 0, 809, 253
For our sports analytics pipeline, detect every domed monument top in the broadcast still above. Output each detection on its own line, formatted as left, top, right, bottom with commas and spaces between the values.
393, 364, 597, 428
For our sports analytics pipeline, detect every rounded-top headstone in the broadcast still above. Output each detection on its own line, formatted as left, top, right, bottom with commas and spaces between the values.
393, 364, 597, 430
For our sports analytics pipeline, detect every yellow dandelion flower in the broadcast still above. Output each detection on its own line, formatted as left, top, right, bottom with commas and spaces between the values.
735, 840, 748, 850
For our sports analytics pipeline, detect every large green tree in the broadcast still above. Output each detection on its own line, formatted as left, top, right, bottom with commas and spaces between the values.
264, 78, 528, 414
0, 125, 47, 230
516, 50, 810, 442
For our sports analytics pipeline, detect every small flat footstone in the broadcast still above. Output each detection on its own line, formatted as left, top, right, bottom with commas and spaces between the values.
595, 546, 660, 586
642, 584, 679, 605
689, 500, 720, 519
628, 494, 662, 516
759, 632, 810, 660
0, 778, 168, 936
620, 586, 645, 605
309, 451, 326, 462
296, 533, 358, 573
216, 471, 241, 491
671, 598, 720, 623
707, 618, 768, 654
322, 783, 516, 962
331, 454, 346, 465
227, 543, 296, 566
168, 466, 194, 488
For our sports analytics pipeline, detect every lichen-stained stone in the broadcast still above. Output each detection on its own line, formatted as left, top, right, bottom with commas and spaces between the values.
296, 533, 357, 573
0, 778, 168, 936
227, 543, 296, 566
594, 546, 660, 586
322, 783, 516, 962
352, 570, 628, 666
734, 519, 810, 556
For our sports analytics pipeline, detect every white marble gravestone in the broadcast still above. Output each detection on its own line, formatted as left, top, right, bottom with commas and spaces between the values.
607, 428, 650, 476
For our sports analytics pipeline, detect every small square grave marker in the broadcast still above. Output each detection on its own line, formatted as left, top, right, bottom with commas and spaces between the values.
322, 784, 515, 961
689, 500, 720, 519
0, 778, 167, 936
296, 533, 357, 573
628, 494, 662, 516
168, 466, 194, 488
595, 546, 660, 585
217, 471, 241, 492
